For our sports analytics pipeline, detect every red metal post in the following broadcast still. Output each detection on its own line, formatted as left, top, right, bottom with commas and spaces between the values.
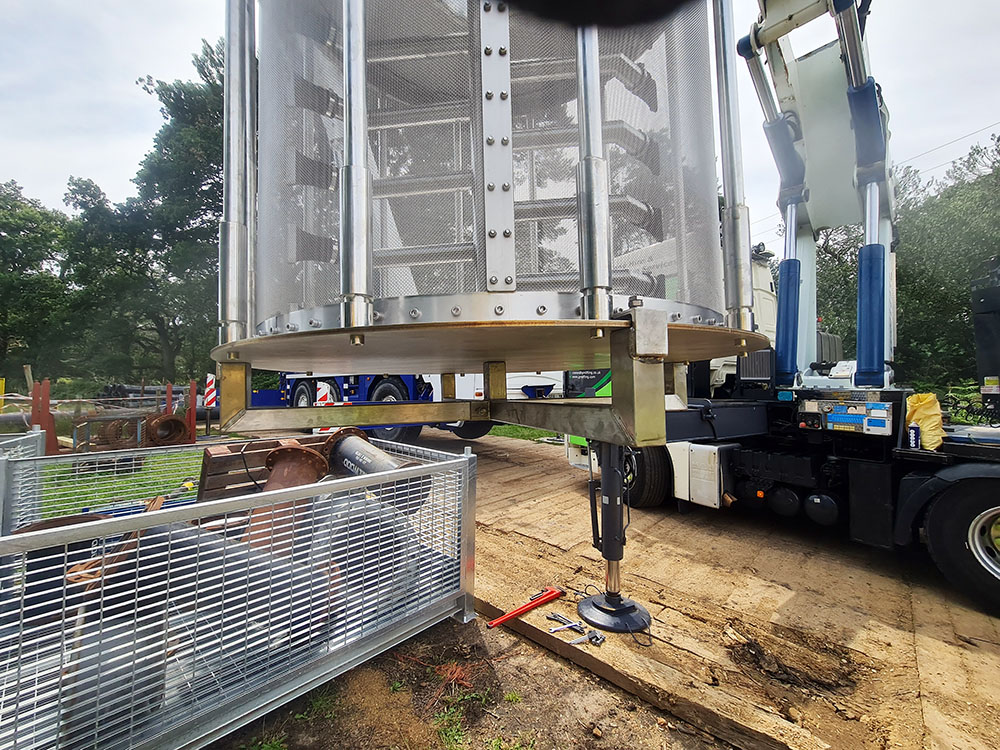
29, 381, 41, 427
165, 382, 173, 415
40, 378, 58, 455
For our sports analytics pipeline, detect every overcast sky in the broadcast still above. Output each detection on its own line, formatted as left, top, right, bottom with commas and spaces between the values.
2, 0, 999, 252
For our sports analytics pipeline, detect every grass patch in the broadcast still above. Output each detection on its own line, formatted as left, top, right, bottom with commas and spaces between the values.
502, 691, 522, 704
241, 730, 287, 750
434, 705, 466, 749
293, 686, 340, 722
488, 425, 558, 441
38, 447, 203, 518
485, 736, 536, 750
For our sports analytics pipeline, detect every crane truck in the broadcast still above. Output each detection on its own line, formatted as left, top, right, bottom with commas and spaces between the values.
568, 0, 1000, 611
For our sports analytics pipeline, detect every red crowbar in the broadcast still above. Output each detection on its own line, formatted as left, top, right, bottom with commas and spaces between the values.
486, 586, 565, 629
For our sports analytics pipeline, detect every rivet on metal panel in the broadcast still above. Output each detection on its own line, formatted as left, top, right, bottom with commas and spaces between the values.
670, 312, 683, 322
497, 1, 506, 9
483, 1, 491, 10
308, 318, 322, 328
488, 229, 497, 238
499, 47, 507, 56
373, 310, 384, 321
501, 136, 509, 145
486, 136, 495, 145
691, 315, 703, 323
489, 275, 498, 284
487, 182, 495, 191
285, 323, 298, 331
484, 46, 493, 55
502, 182, 510, 191
504, 275, 513, 284
409, 308, 421, 319
706, 318, 717, 326
500, 91, 508, 100
485, 90, 494, 99
615, 308, 623, 314
503, 229, 511, 237
536, 305, 547, 315
451, 306, 462, 316
494, 305, 505, 315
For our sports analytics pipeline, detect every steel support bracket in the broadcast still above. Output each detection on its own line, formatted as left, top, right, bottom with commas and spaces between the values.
224, 400, 488, 433
219, 360, 251, 428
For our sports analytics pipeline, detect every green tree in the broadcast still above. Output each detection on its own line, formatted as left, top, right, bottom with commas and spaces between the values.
62, 40, 224, 382
812, 138, 1000, 389
0, 181, 70, 380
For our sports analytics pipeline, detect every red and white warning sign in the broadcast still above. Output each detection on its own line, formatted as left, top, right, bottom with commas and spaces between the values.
204, 373, 217, 408
314, 381, 335, 433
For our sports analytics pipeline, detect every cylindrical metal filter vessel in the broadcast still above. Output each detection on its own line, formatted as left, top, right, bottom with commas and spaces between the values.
217, 0, 749, 375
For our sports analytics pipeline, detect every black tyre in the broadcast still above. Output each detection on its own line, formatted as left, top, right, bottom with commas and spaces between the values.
292, 381, 315, 408
451, 421, 494, 440
622, 447, 672, 508
925, 479, 1000, 613
367, 378, 422, 443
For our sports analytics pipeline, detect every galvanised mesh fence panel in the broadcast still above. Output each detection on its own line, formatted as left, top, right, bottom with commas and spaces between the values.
4, 439, 460, 533
0, 447, 474, 750
0, 433, 44, 461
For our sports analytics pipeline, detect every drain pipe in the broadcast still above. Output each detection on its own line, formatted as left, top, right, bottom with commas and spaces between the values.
738, 33, 806, 385
833, 0, 889, 387
713, 0, 754, 332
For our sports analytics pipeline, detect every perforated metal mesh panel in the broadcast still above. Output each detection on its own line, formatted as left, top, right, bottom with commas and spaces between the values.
254, 0, 721, 326
0, 442, 472, 749
509, 2, 722, 306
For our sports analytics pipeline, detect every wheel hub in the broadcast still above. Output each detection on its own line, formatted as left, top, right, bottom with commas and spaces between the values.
968, 506, 1000, 581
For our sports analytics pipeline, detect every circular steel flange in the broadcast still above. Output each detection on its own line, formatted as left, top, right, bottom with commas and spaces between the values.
214, 318, 768, 374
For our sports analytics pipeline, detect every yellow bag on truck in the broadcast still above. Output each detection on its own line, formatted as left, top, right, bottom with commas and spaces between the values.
905, 393, 947, 451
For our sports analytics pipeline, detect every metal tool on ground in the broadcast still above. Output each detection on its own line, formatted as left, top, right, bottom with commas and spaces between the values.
549, 620, 586, 634
486, 586, 564, 629
546, 612, 587, 634
569, 630, 607, 647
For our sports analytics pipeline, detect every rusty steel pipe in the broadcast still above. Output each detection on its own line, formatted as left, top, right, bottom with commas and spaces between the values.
146, 413, 191, 446
243, 442, 330, 553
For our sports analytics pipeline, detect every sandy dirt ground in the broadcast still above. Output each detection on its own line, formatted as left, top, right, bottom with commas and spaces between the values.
218, 430, 999, 750
209, 617, 728, 750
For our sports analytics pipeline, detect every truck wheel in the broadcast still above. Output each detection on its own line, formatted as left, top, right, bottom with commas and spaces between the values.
623, 447, 671, 508
368, 378, 422, 443
293, 381, 315, 407
451, 421, 493, 440
925, 480, 1000, 612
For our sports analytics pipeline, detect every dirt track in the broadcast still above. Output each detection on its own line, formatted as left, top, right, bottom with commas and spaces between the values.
451, 431, 1000, 750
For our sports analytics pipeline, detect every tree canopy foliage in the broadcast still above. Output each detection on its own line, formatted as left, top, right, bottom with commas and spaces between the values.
0, 40, 223, 385
815, 137, 1000, 389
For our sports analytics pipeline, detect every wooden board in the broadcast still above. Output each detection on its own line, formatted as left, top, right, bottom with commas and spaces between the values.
197, 434, 332, 502
406, 431, 1000, 750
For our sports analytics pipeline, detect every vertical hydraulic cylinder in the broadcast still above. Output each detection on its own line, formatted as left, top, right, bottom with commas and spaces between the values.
775, 202, 802, 386
575, 27, 613, 321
